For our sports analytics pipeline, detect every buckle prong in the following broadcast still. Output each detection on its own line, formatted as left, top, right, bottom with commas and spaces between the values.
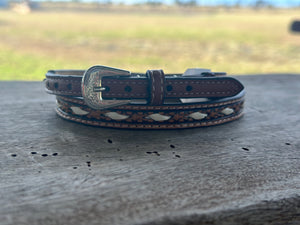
93, 86, 106, 92
82, 65, 131, 110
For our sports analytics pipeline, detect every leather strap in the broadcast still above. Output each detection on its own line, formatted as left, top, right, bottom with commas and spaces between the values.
147, 69, 165, 105
45, 70, 244, 101
45, 67, 245, 129
55, 94, 244, 129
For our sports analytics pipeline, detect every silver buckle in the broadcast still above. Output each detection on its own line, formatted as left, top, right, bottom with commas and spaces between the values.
82, 65, 131, 110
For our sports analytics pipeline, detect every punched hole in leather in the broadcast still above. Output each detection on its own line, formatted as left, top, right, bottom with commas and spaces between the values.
45, 65, 245, 129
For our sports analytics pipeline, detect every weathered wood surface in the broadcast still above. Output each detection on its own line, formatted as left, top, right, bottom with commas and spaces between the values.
0, 75, 299, 225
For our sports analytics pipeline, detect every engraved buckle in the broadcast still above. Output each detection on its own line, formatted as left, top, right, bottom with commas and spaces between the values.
82, 65, 131, 110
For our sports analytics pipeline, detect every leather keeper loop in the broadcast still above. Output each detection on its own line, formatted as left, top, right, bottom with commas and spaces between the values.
44, 65, 246, 129
146, 69, 166, 105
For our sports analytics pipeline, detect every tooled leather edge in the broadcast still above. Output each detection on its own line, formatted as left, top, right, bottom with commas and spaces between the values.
55, 93, 245, 129
45, 71, 244, 99
56, 89, 245, 111
55, 107, 244, 129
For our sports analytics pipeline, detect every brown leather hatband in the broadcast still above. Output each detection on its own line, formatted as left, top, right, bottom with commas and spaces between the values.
45, 65, 245, 129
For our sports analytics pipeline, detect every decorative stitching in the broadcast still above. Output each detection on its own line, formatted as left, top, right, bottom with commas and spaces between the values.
52, 90, 81, 95
47, 78, 81, 83
56, 107, 244, 129
165, 80, 237, 96
48, 77, 240, 99
105, 81, 147, 85
46, 78, 81, 95
57, 96, 244, 125
148, 70, 165, 105
167, 81, 229, 85
104, 93, 147, 97
48, 69, 244, 129
167, 91, 231, 96
151, 71, 155, 104
58, 96, 244, 110
159, 71, 164, 103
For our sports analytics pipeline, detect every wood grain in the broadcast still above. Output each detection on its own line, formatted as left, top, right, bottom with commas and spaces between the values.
0, 75, 299, 225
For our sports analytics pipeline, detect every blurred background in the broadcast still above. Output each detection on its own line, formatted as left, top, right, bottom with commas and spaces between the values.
0, 0, 299, 80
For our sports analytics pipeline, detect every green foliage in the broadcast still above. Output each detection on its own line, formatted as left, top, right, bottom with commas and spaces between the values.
0, 9, 299, 80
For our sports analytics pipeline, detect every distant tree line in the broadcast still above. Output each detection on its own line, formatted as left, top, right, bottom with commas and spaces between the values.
174, 0, 196, 7
146, 0, 286, 8
3, 0, 299, 9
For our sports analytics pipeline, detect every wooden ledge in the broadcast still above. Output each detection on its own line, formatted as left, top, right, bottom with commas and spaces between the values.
0, 74, 299, 225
